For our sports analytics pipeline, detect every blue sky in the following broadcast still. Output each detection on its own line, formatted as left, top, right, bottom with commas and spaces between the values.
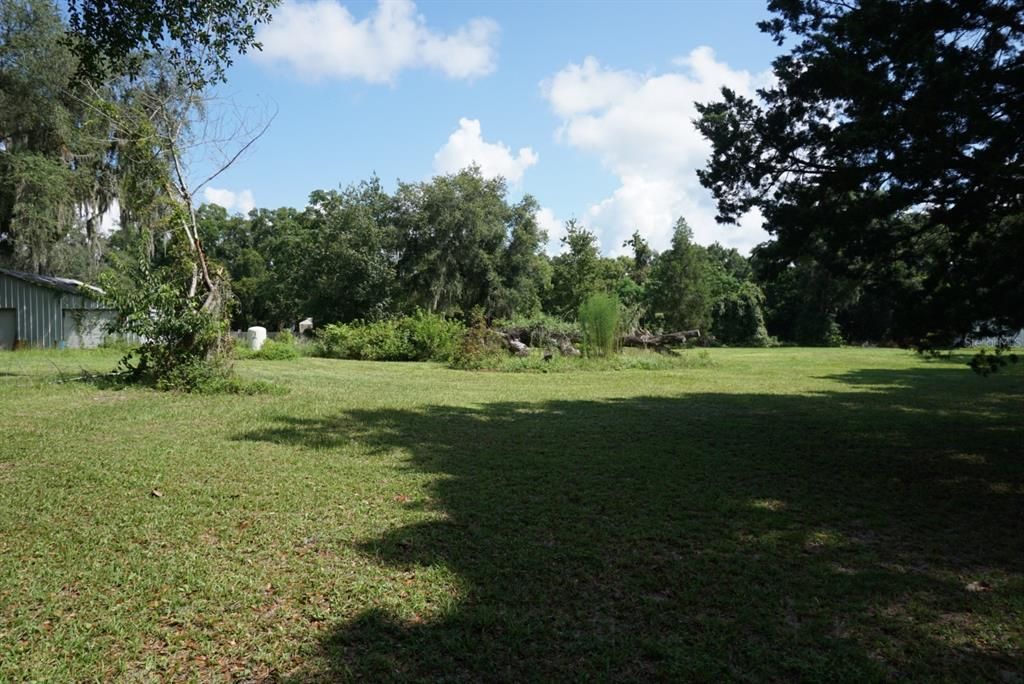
193, 0, 781, 255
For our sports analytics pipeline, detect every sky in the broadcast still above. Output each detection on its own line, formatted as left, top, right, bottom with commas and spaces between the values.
187, 0, 781, 256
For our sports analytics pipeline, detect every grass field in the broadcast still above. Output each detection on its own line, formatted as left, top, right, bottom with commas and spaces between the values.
1, 348, 1022, 681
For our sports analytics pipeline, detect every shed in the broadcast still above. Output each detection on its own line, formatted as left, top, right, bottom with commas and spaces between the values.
0, 268, 116, 349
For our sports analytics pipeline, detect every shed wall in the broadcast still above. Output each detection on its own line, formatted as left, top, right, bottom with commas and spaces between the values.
0, 273, 110, 347
0, 273, 62, 346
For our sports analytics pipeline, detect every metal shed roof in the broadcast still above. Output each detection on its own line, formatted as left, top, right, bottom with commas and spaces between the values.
0, 268, 104, 297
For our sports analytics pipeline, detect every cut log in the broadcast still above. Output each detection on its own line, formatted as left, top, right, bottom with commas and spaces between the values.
508, 339, 531, 357
558, 339, 581, 357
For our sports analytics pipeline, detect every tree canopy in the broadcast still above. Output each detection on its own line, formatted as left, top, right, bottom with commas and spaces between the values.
66, 0, 279, 88
696, 0, 1024, 343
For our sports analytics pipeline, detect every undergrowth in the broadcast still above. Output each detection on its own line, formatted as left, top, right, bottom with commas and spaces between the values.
455, 348, 715, 373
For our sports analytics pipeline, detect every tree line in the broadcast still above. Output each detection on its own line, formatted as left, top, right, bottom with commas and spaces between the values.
193, 169, 778, 345
192, 165, 941, 348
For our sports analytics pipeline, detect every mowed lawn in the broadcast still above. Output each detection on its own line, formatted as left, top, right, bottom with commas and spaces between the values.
1, 348, 1022, 682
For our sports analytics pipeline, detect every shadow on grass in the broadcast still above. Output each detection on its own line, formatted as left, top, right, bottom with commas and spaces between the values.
239, 366, 1024, 681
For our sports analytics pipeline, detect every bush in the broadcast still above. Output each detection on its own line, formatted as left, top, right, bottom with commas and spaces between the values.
824, 317, 845, 347
579, 294, 621, 357
255, 338, 300, 360
345, 319, 413, 360
99, 251, 234, 391
451, 308, 507, 369
316, 323, 353, 358
316, 312, 464, 362
400, 310, 465, 362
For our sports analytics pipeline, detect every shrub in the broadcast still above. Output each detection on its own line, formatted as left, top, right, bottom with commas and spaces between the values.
399, 310, 465, 362
824, 317, 845, 347
255, 338, 300, 360
316, 323, 353, 358
451, 308, 507, 369
579, 294, 621, 358
348, 320, 413, 360
99, 251, 234, 391
152, 355, 232, 392
316, 313, 464, 362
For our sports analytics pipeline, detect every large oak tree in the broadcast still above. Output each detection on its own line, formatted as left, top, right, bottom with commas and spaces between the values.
696, 0, 1023, 344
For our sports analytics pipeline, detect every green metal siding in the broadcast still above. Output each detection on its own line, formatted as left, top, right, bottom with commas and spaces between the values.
0, 273, 109, 347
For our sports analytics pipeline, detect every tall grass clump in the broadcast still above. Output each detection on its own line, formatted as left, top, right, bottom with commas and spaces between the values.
579, 293, 621, 358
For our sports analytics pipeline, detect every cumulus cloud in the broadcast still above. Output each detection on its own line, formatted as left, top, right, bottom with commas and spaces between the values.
541, 47, 772, 255
433, 118, 538, 183
204, 187, 256, 214
534, 206, 567, 255
254, 0, 499, 83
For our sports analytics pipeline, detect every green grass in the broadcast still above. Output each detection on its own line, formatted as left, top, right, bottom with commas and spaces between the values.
1, 348, 1022, 681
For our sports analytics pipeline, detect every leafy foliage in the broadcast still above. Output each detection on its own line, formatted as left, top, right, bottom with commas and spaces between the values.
696, 0, 1024, 344
644, 219, 713, 332
395, 167, 512, 316
0, 0, 119, 278
545, 218, 602, 318
450, 308, 507, 370
494, 313, 581, 348
99, 249, 232, 390
252, 337, 299, 361
66, 0, 279, 88
711, 281, 770, 347
316, 312, 465, 363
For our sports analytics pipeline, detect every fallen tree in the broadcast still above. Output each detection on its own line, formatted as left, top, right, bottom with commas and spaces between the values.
622, 329, 701, 352
496, 326, 701, 356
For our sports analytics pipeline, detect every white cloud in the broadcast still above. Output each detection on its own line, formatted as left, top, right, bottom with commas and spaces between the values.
254, 0, 499, 83
204, 187, 256, 214
541, 56, 639, 118
542, 47, 772, 255
433, 118, 538, 183
534, 206, 566, 255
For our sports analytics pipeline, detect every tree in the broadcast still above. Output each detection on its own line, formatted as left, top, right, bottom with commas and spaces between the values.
696, 0, 1024, 344
0, 0, 119, 278
66, 0, 278, 88
299, 180, 397, 324
489, 195, 551, 319
395, 167, 510, 316
711, 280, 770, 347
696, 243, 770, 346
622, 230, 655, 284
546, 218, 602, 319
750, 243, 851, 346
97, 72, 240, 385
705, 242, 751, 283
644, 219, 713, 332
